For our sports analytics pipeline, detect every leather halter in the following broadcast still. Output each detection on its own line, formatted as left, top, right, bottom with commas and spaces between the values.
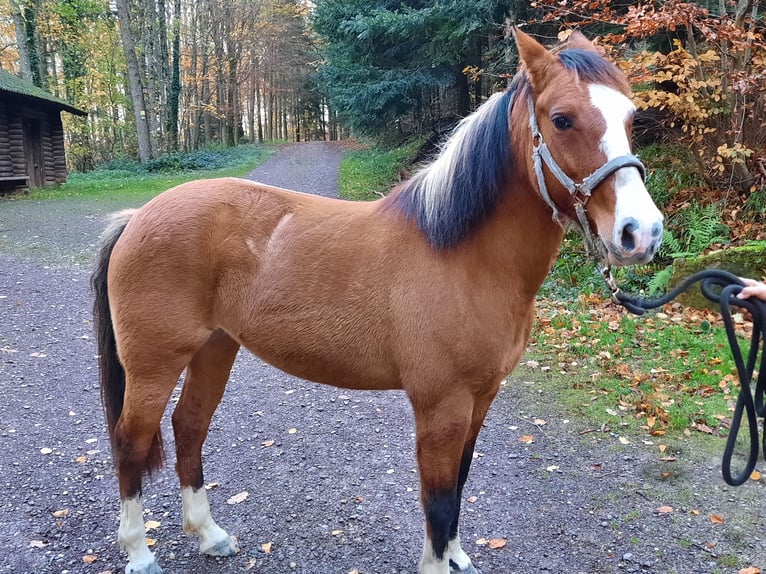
527, 95, 647, 295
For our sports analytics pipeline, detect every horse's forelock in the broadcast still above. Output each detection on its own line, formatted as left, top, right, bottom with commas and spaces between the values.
557, 49, 628, 92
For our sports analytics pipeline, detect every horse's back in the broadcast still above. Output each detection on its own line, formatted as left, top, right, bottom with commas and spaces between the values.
106, 178, 409, 386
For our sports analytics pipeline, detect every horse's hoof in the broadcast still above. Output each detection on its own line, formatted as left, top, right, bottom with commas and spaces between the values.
202, 535, 240, 557
449, 563, 480, 574
125, 560, 163, 574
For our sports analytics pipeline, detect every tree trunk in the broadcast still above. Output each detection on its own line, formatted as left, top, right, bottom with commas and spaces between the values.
167, 0, 182, 151
10, 0, 34, 82
114, 0, 153, 162
256, 73, 264, 143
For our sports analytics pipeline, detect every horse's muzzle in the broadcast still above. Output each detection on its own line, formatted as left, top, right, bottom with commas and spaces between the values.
605, 217, 663, 266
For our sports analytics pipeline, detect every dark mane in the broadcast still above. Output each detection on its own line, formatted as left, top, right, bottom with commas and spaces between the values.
384, 89, 516, 251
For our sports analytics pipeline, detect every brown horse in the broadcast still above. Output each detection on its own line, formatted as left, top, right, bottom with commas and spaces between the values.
92, 30, 663, 574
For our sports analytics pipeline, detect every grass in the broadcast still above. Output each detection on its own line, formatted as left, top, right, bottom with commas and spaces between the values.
529, 299, 739, 436
23, 144, 275, 202
535, 229, 753, 443
338, 138, 425, 201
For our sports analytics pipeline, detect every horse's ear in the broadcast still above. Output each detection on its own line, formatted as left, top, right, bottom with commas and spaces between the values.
513, 27, 558, 90
565, 30, 596, 51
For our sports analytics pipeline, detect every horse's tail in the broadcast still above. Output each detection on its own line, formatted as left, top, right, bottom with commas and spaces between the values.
91, 209, 165, 473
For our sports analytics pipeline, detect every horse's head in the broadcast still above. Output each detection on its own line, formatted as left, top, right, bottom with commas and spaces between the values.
514, 29, 663, 267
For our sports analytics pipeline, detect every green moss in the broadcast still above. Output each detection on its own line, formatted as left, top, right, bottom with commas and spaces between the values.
671, 242, 766, 309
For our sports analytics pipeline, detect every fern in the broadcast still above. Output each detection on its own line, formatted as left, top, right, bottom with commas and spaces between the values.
648, 265, 675, 295
648, 201, 729, 294
658, 229, 686, 259
682, 203, 728, 254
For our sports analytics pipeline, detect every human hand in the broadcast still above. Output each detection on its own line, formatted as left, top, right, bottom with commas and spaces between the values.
738, 277, 766, 302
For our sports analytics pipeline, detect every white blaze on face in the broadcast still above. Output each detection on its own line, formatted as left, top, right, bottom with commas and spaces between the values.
588, 84, 663, 262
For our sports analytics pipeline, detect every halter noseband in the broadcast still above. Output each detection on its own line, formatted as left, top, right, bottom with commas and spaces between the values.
527, 95, 647, 296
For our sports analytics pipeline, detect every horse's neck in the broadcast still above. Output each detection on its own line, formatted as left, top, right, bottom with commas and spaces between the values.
463, 177, 565, 303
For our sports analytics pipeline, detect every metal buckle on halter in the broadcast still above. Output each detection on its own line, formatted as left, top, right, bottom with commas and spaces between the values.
571, 183, 591, 206
600, 264, 621, 300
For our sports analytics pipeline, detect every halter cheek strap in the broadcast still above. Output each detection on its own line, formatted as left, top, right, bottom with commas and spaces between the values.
528, 96, 646, 223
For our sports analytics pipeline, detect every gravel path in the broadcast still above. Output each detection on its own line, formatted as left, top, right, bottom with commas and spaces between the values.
0, 142, 764, 574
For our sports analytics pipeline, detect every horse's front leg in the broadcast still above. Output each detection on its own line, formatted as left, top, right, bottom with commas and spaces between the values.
412, 390, 485, 574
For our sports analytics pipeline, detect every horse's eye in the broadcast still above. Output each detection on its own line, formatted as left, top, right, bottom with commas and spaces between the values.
552, 116, 573, 130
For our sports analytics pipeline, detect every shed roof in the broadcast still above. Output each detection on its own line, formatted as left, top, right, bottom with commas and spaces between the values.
0, 69, 86, 116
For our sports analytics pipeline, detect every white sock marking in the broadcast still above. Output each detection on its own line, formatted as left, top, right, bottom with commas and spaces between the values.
419, 533, 474, 574
181, 486, 235, 555
118, 495, 158, 572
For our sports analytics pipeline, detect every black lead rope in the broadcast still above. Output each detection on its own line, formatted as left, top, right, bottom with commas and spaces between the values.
615, 269, 766, 486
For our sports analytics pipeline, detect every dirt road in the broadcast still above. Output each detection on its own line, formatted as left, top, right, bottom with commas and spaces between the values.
0, 142, 763, 574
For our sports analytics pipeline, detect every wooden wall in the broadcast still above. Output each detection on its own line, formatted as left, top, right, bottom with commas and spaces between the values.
0, 93, 70, 192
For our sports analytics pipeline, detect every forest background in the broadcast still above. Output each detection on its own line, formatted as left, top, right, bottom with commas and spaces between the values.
2, 0, 765, 285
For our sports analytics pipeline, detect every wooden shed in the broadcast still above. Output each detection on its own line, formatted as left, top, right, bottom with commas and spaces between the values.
0, 69, 86, 193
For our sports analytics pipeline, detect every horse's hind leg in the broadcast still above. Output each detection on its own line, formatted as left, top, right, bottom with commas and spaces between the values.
115, 361, 190, 574
172, 329, 241, 557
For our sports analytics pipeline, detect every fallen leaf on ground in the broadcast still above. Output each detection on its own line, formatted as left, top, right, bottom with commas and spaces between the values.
261, 440, 275, 447
657, 505, 674, 513
83, 554, 98, 564
519, 435, 534, 444
466, 496, 478, 503
750, 470, 762, 481
205, 482, 219, 490
475, 538, 488, 546
739, 567, 761, 574
619, 436, 630, 445
144, 520, 161, 531
533, 418, 547, 426
332, 529, 344, 536
488, 538, 507, 549
227, 491, 249, 505
710, 514, 725, 524
145, 538, 156, 547
52, 509, 69, 518
261, 542, 272, 554
28, 540, 47, 548
75, 456, 87, 463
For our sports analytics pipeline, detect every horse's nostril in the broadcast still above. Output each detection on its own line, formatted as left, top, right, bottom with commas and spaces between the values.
620, 218, 638, 251
651, 222, 663, 238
